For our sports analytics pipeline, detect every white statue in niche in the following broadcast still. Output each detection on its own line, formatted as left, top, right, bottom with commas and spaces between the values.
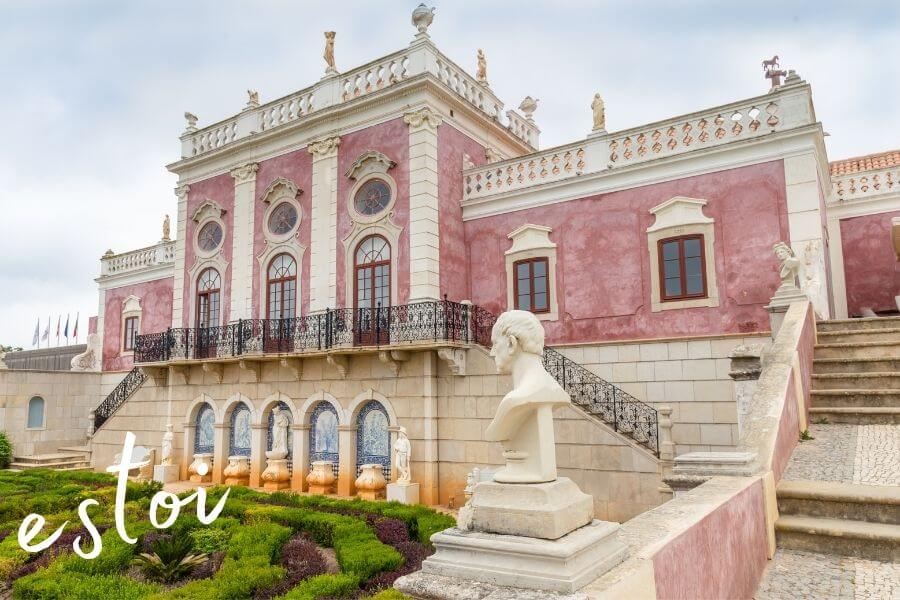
485, 310, 570, 483
393, 426, 412, 484
270, 407, 290, 459
161, 424, 174, 466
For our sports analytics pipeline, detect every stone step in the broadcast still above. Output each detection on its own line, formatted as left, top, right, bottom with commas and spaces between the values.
809, 406, 900, 425
57, 445, 92, 456
11, 452, 91, 465
818, 328, 900, 344
814, 341, 900, 359
813, 357, 900, 374
817, 316, 900, 333
811, 389, 900, 408
9, 460, 92, 470
775, 514, 900, 561
811, 372, 900, 390
776, 480, 899, 525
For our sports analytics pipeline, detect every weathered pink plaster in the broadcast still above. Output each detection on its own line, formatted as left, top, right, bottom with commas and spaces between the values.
840, 210, 900, 316
438, 124, 486, 300
652, 479, 768, 600
335, 118, 410, 307
252, 149, 313, 318
102, 277, 174, 372
182, 174, 235, 327
464, 160, 789, 343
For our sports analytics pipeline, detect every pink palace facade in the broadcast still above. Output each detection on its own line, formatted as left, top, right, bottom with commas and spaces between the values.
85, 21, 899, 519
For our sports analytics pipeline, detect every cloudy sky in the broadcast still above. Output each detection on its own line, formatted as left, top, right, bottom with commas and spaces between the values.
1, 0, 898, 349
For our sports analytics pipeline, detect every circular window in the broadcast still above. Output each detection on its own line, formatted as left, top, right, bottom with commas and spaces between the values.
267, 202, 299, 236
197, 221, 223, 252
353, 179, 391, 217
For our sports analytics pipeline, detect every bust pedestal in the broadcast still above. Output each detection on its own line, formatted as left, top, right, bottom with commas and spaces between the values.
261, 454, 291, 491
387, 482, 420, 505
153, 464, 179, 484
307, 460, 336, 495
223, 456, 250, 486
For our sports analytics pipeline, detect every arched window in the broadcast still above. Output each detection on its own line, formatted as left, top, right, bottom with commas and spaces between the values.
266, 401, 293, 472
354, 235, 391, 345
27, 396, 45, 429
196, 268, 221, 328
267, 254, 297, 320
194, 403, 215, 454
229, 403, 251, 457
356, 400, 390, 479
309, 402, 339, 475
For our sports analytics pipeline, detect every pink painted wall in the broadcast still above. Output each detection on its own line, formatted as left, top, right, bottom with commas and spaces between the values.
652, 479, 768, 600
464, 160, 789, 343
182, 174, 235, 327
438, 124, 486, 300
840, 210, 900, 316
102, 277, 174, 372
252, 148, 313, 318
336, 118, 410, 307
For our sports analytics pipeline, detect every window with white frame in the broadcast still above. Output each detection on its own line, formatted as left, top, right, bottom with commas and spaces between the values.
505, 224, 558, 320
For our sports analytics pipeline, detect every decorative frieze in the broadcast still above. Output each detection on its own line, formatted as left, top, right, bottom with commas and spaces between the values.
308, 136, 341, 159
403, 106, 442, 132
230, 162, 259, 184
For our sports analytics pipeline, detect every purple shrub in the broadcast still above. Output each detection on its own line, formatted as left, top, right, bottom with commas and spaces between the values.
8, 526, 91, 580
140, 531, 173, 553
0, 529, 8, 543
361, 538, 432, 593
254, 535, 329, 599
189, 551, 225, 580
370, 517, 409, 546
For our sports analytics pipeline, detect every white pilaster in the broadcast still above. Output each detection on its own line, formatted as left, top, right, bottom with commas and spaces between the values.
171, 185, 190, 328
229, 163, 259, 321
826, 216, 848, 319
404, 107, 442, 302
308, 136, 341, 312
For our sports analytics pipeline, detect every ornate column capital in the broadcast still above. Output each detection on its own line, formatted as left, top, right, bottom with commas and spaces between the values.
404, 106, 442, 133
308, 136, 341, 159
230, 162, 259, 184
175, 184, 191, 200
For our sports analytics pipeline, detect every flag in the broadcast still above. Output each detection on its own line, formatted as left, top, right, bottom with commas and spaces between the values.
72, 313, 79, 342
41, 315, 50, 343
32, 319, 40, 346
64, 314, 70, 341
56, 315, 61, 343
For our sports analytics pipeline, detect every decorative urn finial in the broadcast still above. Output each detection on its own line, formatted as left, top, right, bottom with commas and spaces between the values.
183, 111, 198, 132
518, 96, 539, 121
411, 4, 435, 36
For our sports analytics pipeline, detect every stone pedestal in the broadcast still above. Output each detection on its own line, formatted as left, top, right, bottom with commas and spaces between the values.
261, 457, 291, 491
387, 482, 420, 504
153, 464, 179, 484
765, 285, 808, 338
355, 463, 386, 500
188, 453, 212, 483
398, 520, 626, 595
307, 460, 336, 495
223, 455, 250, 486
460, 477, 593, 540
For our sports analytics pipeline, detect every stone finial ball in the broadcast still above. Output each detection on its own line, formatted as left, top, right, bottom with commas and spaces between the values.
491, 310, 545, 355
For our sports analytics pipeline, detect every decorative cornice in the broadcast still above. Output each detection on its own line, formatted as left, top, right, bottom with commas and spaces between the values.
191, 199, 227, 223
403, 106, 442, 133
175, 184, 191, 200
308, 136, 341, 159
345, 150, 396, 180
230, 162, 259, 184
261, 177, 301, 204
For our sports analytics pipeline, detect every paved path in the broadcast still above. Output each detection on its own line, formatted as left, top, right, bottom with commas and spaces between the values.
756, 549, 899, 600
782, 423, 899, 486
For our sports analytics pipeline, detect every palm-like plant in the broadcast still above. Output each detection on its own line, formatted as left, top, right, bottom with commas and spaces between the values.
133, 535, 208, 583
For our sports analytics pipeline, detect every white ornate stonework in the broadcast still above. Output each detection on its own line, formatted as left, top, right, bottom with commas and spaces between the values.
190, 199, 227, 224
230, 162, 259, 184
403, 106, 442, 133
307, 135, 341, 158
411, 4, 435, 36
161, 423, 174, 466
345, 150, 396, 180
223, 455, 251, 485
394, 426, 412, 484
70, 333, 101, 372
505, 224, 558, 321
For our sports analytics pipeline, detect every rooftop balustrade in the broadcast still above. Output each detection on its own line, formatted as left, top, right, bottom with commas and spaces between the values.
99, 240, 176, 278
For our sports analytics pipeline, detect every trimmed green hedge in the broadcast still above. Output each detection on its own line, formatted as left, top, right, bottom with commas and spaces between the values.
13, 570, 160, 600
0, 432, 12, 469
151, 555, 285, 600
276, 573, 360, 600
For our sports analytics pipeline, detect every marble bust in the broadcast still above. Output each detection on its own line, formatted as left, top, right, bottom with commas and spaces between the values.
485, 310, 571, 483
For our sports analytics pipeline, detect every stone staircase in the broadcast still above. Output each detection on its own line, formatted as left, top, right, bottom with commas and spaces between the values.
9, 446, 92, 472
810, 316, 900, 425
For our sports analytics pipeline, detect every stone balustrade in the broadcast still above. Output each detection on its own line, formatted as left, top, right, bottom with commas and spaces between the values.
178, 40, 535, 161
463, 82, 816, 202
832, 166, 900, 202
99, 240, 176, 277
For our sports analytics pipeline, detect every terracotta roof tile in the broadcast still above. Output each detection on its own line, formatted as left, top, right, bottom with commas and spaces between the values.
830, 149, 900, 176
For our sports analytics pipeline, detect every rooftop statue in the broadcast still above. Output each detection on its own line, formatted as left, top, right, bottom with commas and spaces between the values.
183, 111, 198, 131
411, 4, 435, 35
476, 49, 488, 86
591, 93, 606, 131
323, 31, 337, 75
162, 214, 170, 241
246, 89, 259, 107
485, 310, 571, 483
763, 54, 787, 89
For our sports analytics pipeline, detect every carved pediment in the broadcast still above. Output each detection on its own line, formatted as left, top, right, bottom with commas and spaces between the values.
122, 295, 142, 314
261, 177, 301, 204
345, 151, 396, 180
647, 197, 712, 233
191, 199, 226, 223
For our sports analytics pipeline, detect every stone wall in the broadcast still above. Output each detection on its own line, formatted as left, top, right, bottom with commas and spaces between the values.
0, 369, 100, 455
3, 345, 87, 371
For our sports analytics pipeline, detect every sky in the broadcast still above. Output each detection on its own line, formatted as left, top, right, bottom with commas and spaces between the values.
0, 0, 898, 349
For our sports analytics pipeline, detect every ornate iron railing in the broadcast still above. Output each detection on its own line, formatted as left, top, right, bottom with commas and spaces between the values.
93, 366, 147, 432
134, 298, 478, 363
542, 347, 659, 455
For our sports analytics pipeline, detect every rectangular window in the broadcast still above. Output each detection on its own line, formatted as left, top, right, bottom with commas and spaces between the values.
513, 257, 550, 313
123, 316, 138, 351
658, 235, 707, 301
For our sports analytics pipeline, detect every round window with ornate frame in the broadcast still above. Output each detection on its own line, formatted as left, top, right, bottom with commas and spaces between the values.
352, 178, 393, 219
267, 202, 299, 236
197, 221, 223, 253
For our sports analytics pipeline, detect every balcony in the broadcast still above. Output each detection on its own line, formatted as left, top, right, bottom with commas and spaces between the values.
134, 299, 495, 365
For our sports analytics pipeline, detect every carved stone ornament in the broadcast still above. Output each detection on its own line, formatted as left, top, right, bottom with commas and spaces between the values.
484, 147, 502, 164
184, 112, 198, 132
403, 107, 441, 132
411, 4, 435, 35
175, 184, 190, 201
345, 150, 397, 180
308, 136, 341, 159
230, 162, 259, 184
261, 177, 301, 204
518, 96, 539, 121
191, 199, 226, 224
70, 333, 101, 372
162, 214, 171, 241
246, 89, 259, 108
